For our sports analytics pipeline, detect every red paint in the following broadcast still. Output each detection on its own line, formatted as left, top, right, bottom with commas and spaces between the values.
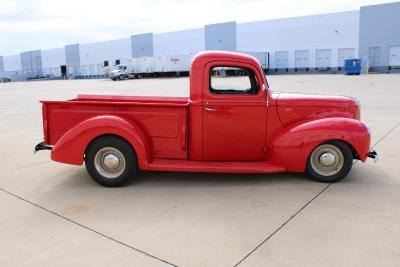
50, 115, 151, 169
39, 51, 372, 174
276, 93, 360, 126
266, 118, 370, 172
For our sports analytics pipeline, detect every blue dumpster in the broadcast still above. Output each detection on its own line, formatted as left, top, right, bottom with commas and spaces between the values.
344, 59, 361, 75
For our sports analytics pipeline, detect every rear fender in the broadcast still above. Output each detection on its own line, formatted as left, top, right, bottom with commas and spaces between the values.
51, 115, 151, 169
266, 118, 371, 172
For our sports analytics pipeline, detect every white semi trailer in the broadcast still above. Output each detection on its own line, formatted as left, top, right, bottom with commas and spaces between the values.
135, 55, 191, 77
239, 51, 269, 71
110, 55, 192, 80
109, 52, 268, 81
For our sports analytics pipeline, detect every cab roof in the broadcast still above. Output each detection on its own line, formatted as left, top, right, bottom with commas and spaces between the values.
189, 51, 263, 102
191, 51, 261, 69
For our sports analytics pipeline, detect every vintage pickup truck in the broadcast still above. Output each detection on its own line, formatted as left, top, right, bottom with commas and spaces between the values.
35, 51, 377, 187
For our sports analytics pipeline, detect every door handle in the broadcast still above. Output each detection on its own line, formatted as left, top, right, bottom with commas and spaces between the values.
204, 107, 216, 112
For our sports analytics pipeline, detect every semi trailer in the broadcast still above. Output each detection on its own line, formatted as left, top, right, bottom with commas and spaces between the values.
109, 52, 268, 81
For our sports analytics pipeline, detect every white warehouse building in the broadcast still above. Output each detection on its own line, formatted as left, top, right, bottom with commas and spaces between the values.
42, 47, 66, 77
1, 2, 400, 80
237, 11, 359, 71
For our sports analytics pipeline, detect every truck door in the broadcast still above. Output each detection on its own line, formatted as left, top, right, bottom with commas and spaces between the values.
202, 65, 267, 161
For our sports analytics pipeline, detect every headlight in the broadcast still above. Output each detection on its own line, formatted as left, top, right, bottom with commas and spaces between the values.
352, 96, 360, 106
364, 122, 371, 134
350, 96, 361, 120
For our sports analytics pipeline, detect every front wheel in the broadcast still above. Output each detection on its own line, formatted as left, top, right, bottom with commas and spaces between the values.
85, 136, 137, 187
306, 140, 353, 183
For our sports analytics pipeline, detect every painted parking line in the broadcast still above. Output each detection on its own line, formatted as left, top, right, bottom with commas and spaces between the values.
0, 186, 179, 267
232, 120, 400, 267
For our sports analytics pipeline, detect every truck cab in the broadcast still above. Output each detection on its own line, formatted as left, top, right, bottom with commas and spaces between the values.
35, 51, 376, 187
188, 52, 270, 161
110, 64, 135, 80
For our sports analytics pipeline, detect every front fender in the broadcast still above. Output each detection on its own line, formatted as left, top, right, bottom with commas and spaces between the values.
266, 118, 371, 172
51, 115, 151, 169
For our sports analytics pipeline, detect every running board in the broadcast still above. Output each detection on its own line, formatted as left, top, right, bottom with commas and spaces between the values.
147, 159, 285, 173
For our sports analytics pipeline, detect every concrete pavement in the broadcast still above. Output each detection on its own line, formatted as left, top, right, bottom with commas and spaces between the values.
0, 74, 399, 266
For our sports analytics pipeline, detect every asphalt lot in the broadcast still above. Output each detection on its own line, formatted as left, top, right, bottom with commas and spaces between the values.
0, 74, 399, 267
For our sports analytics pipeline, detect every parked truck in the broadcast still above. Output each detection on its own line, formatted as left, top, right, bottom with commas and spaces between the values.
35, 51, 377, 187
110, 59, 136, 80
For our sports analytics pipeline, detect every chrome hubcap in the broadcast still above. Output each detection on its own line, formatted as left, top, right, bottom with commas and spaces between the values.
103, 154, 120, 170
311, 144, 344, 176
319, 152, 336, 166
94, 147, 126, 179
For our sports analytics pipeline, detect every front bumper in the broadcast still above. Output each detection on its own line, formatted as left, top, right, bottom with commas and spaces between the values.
367, 150, 378, 162
111, 72, 122, 77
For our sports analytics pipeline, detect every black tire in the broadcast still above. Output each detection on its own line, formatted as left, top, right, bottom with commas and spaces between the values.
85, 136, 137, 187
306, 140, 353, 183
119, 75, 124, 80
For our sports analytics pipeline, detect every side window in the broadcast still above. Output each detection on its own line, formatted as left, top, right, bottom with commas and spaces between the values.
210, 67, 259, 95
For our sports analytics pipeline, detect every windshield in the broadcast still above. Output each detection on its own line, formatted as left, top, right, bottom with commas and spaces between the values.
264, 74, 271, 92
116, 65, 124, 70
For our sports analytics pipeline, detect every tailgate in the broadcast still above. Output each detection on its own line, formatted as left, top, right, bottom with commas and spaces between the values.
41, 101, 49, 144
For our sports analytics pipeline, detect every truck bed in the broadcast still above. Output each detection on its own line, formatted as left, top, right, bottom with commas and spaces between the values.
41, 94, 189, 159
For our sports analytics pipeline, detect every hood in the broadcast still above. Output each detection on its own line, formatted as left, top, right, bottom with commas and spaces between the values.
275, 92, 360, 126
277, 93, 358, 107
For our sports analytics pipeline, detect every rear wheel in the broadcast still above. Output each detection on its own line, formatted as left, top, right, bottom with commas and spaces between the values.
119, 74, 124, 80
85, 136, 136, 187
306, 140, 353, 183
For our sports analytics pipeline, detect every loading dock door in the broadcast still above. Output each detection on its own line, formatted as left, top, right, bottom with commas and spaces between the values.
389, 46, 400, 66
275, 51, 289, 69
89, 64, 96, 76
97, 64, 102, 76
81, 65, 88, 76
68, 66, 74, 76
338, 48, 355, 67
295, 50, 309, 69
316, 49, 331, 69
60, 65, 67, 77
369, 47, 380, 67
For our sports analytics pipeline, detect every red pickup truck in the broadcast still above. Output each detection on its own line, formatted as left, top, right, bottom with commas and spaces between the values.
35, 51, 377, 187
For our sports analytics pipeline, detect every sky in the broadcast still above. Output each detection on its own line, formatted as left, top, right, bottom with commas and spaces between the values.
0, 0, 397, 56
